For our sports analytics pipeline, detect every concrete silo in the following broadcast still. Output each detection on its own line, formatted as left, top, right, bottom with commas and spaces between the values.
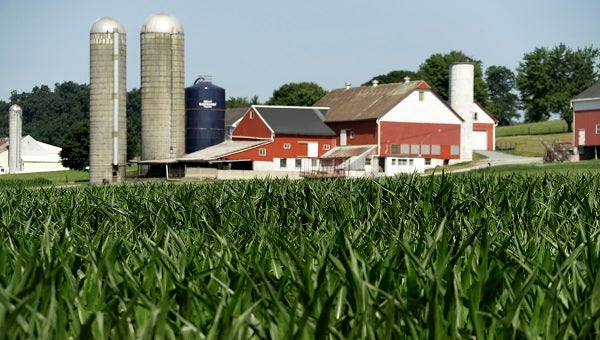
89, 17, 127, 184
8, 104, 23, 173
140, 13, 185, 163
449, 62, 474, 162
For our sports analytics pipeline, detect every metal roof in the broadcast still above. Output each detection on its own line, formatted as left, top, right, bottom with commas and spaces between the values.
141, 13, 183, 34
252, 105, 335, 136
225, 107, 249, 127
321, 145, 377, 158
313, 81, 425, 122
178, 140, 269, 162
90, 17, 126, 34
573, 82, 600, 101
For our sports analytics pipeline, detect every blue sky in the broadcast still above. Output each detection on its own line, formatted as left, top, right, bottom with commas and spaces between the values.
0, 0, 598, 103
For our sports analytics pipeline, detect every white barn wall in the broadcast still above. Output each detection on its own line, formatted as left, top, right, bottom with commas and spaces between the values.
380, 91, 462, 124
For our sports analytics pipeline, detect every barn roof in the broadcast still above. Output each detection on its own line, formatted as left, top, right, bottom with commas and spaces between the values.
321, 145, 377, 158
225, 107, 248, 127
573, 82, 600, 101
252, 105, 336, 136
313, 81, 430, 122
178, 140, 269, 162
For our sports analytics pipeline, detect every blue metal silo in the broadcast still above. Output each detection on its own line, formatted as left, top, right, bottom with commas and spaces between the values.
185, 76, 226, 153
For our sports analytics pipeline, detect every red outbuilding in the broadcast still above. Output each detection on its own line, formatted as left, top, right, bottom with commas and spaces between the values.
572, 81, 600, 160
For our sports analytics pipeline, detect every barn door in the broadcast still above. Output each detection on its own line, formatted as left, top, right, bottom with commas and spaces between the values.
340, 129, 347, 146
307, 142, 318, 157
578, 129, 585, 145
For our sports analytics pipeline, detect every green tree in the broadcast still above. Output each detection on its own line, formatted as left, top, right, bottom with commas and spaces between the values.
266, 82, 327, 106
485, 65, 520, 124
127, 88, 141, 160
0, 100, 9, 137
362, 70, 421, 86
226, 95, 260, 108
59, 121, 89, 170
516, 43, 599, 129
418, 51, 489, 106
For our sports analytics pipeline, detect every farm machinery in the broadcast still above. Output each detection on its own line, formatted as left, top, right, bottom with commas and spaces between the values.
540, 137, 573, 162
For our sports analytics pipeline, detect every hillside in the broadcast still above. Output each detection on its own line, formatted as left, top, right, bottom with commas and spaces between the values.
496, 120, 573, 157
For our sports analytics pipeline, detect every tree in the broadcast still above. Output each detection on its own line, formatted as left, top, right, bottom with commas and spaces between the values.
226, 95, 260, 108
516, 44, 599, 130
59, 121, 89, 170
127, 88, 141, 160
418, 51, 489, 106
266, 82, 327, 106
362, 70, 421, 86
485, 65, 520, 123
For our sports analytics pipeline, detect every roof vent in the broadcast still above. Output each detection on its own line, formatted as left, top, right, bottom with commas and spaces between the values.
345, 82, 352, 90
404, 76, 411, 83
372, 80, 379, 87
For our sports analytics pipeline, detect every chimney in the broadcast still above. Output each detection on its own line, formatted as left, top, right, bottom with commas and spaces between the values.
404, 76, 411, 83
345, 82, 352, 90
372, 80, 379, 87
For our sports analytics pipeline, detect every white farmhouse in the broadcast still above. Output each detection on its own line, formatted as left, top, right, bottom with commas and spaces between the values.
0, 135, 68, 174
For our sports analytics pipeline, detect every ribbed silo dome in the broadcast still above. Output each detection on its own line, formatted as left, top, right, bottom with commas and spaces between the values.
90, 17, 126, 34
141, 13, 184, 34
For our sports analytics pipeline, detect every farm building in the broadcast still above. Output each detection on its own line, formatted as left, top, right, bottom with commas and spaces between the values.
311, 80, 465, 175
0, 135, 68, 174
572, 81, 600, 160
179, 105, 337, 174
472, 101, 498, 150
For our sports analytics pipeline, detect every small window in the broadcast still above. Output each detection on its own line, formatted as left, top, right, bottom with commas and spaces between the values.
409, 159, 414, 166
425, 158, 431, 165
283, 143, 291, 149
295, 158, 301, 168
365, 157, 371, 165
419, 91, 424, 101
250, 111, 254, 119
411, 144, 420, 154
473, 112, 478, 121
311, 159, 318, 167
398, 159, 407, 166
391, 144, 398, 154
432, 145, 441, 155
421, 144, 430, 155
391, 158, 396, 165
323, 144, 331, 150
280, 158, 287, 168
451, 145, 460, 155
400, 144, 410, 155
259, 148, 266, 156
349, 131, 355, 139
596, 124, 600, 134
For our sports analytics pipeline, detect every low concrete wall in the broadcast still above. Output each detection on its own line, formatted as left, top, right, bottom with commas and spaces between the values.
185, 167, 301, 180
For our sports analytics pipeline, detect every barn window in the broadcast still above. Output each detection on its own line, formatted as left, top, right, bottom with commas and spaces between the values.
432, 145, 441, 155
323, 144, 331, 150
400, 144, 409, 155
283, 143, 291, 149
425, 158, 431, 165
596, 124, 600, 134
391, 158, 396, 165
409, 159, 414, 165
295, 159, 301, 168
398, 159, 407, 165
365, 157, 371, 165
451, 145, 460, 155
250, 111, 254, 119
421, 144, 430, 155
390, 144, 398, 154
349, 131, 355, 139
473, 112, 478, 120
411, 144, 420, 154
280, 158, 287, 168
259, 148, 266, 156
419, 91, 424, 101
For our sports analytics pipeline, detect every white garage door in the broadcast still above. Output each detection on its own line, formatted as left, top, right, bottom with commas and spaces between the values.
473, 131, 488, 150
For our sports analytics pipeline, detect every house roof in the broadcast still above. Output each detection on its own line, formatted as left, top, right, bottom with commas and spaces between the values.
573, 82, 600, 101
252, 105, 336, 136
313, 81, 429, 122
225, 107, 249, 127
178, 140, 269, 162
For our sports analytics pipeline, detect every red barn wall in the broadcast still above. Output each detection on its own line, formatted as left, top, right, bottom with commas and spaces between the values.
326, 120, 378, 145
574, 110, 600, 146
229, 135, 336, 161
379, 122, 461, 159
232, 108, 272, 139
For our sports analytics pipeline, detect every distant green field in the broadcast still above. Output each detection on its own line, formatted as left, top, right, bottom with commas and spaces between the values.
496, 119, 569, 137
0, 170, 88, 186
496, 132, 573, 157
469, 159, 600, 175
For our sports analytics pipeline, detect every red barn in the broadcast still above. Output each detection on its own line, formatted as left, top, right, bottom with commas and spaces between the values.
472, 101, 498, 150
572, 82, 600, 160
227, 105, 337, 170
313, 81, 464, 175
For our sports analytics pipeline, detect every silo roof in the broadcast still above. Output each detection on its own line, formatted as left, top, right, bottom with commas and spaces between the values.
90, 17, 126, 34
141, 13, 184, 34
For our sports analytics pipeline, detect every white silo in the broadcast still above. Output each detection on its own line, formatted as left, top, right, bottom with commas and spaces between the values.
140, 13, 185, 163
8, 104, 23, 173
89, 17, 127, 184
449, 62, 474, 162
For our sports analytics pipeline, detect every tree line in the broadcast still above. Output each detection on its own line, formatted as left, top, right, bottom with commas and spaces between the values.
0, 43, 597, 170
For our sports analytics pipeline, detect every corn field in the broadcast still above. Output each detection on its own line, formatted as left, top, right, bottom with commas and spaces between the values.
0, 174, 599, 338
